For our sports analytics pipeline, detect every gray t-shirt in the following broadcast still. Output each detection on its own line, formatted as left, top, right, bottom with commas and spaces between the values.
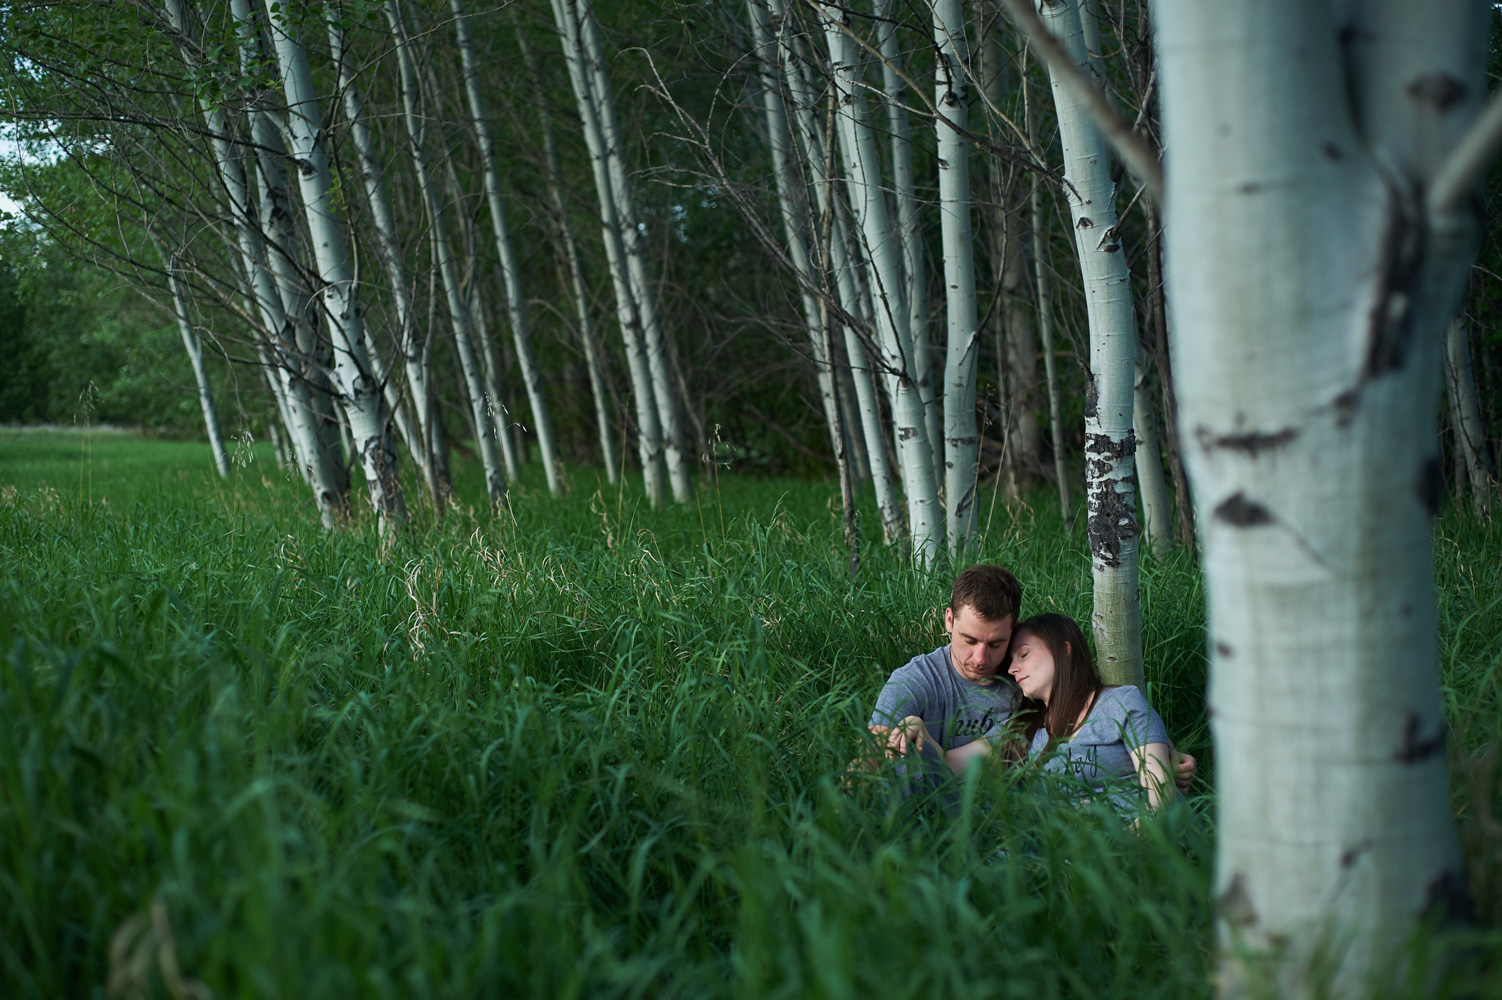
1028, 685, 1168, 797
870, 645, 1021, 750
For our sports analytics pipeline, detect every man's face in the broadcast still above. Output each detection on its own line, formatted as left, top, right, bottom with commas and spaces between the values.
945, 605, 1015, 683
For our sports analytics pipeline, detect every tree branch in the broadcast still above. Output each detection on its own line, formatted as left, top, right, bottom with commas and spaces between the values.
1428, 89, 1502, 216
999, 0, 1163, 204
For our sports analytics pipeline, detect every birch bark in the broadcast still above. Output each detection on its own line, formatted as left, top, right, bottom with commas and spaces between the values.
816, 0, 942, 564
383, 0, 506, 504
932, 0, 981, 551
548, 0, 666, 505
1155, 0, 1480, 991
516, 21, 618, 484
166, 256, 230, 479
874, 0, 941, 481
265, 2, 407, 530
324, 5, 443, 505
451, 0, 563, 496
570, 0, 693, 502
161, 0, 344, 525
768, 0, 903, 543
1037, 0, 1141, 687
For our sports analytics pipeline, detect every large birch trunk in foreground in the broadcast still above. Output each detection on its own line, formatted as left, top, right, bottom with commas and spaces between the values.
265, 5, 406, 531
932, 0, 980, 552
1156, 1, 1480, 992
817, 1, 942, 564
1038, 0, 1141, 688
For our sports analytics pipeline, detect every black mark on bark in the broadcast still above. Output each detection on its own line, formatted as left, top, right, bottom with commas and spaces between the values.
898, 426, 919, 441
1332, 389, 1360, 428
1340, 840, 1373, 869
295, 157, 316, 178
1097, 227, 1121, 253
1214, 641, 1233, 658
1076, 215, 1095, 230
1237, 182, 1261, 194
1196, 426, 1298, 457
1214, 492, 1273, 527
1407, 73, 1468, 112
1087, 481, 1138, 568
1217, 873, 1258, 928
1085, 432, 1137, 461
1424, 868, 1474, 927
1322, 142, 1343, 161
1417, 455, 1442, 516
1083, 368, 1098, 420
1395, 711, 1445, 764
1364, 186, 1425, 378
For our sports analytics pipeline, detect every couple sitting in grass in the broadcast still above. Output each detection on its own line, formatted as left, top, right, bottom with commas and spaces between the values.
868, 564, 1194, 811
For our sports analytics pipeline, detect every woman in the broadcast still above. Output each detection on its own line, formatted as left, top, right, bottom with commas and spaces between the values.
928, 612, 1175, 811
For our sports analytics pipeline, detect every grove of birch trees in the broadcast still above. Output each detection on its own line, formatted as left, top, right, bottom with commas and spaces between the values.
4, 1, 1502, 995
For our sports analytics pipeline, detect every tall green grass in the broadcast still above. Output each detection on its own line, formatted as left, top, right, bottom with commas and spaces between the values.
1, 430, 1498, 998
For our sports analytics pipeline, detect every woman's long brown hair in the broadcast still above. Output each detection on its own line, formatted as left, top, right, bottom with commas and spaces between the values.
1012, 613, 1104, 745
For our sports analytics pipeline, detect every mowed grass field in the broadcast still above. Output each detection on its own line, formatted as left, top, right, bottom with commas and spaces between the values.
2, 428, 1500, 998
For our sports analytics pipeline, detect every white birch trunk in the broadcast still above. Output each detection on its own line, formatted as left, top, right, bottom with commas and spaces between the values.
451, 0, 564, 496
548, 0, 667, 505
767, 0, 904, 543
161, 0, 344, 526
382, 0, 506, 504
817, 1, 943, 564
324, 6, 441, 505
875, 0, 941, 483
1444, 316, 1494, 516
572, 0, 692, 503
1155, 0, 1480, 991
264, 4, 407, 531
516, 20, 619, 484
932, 0, 981, 552
1133, 345, 1173, 555
1037, 0, 1141, 687
745, 0, 843, 465
166, 258, 231, 479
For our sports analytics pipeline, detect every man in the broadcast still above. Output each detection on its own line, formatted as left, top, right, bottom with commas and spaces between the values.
868, 564, 1196, 791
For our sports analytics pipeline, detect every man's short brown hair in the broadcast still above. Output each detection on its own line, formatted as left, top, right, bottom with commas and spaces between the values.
950, 565, 1022, 622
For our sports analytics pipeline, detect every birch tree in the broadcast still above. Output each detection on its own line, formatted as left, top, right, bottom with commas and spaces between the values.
1037, 0, 1142, 687
549, 0, 667, 506
383, 0, 507, 505
165, 252, 230, 479
816, 0, 943, 564
1154, 0, 1488, 991
451, 0, 563, 496
931, 0, 981, 551
264, 2, 407, 530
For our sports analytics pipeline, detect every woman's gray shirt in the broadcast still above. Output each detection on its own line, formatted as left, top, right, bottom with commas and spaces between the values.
1028, 685, 1168, 802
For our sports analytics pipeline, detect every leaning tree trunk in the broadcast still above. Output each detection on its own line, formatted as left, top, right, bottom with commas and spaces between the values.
1444, 315, 1495, 517
325, 4, 443, 507
1156, 0, 1481, 993
265, 4, 406, 531
1038, 0, 1142, 688
875, 0, 941, 484
932, 0, 981, 552
452, 0, 563, 496
516, 19, 618, 484
383, 0, 506, 505
1133, 344, 1173, 555
745, 0, 844, 468
570, 0, 692, 502
165, 255, 230, 479
161, 0, 344, 526
817, 0, 942, 565
770, 0, 904, 544
549, 0, 667, 505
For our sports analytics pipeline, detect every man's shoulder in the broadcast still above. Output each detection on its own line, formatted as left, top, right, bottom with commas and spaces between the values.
889, 645, 950, 677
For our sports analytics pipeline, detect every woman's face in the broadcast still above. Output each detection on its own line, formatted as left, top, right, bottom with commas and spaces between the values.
1007, 631, 1059, 704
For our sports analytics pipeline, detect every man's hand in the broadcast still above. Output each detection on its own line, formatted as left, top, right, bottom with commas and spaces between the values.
869, 718, 930, 759
1172, 750, 1197, 793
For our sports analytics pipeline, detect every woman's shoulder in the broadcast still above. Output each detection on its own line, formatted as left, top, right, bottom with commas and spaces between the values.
1096, 684, 1150, 714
